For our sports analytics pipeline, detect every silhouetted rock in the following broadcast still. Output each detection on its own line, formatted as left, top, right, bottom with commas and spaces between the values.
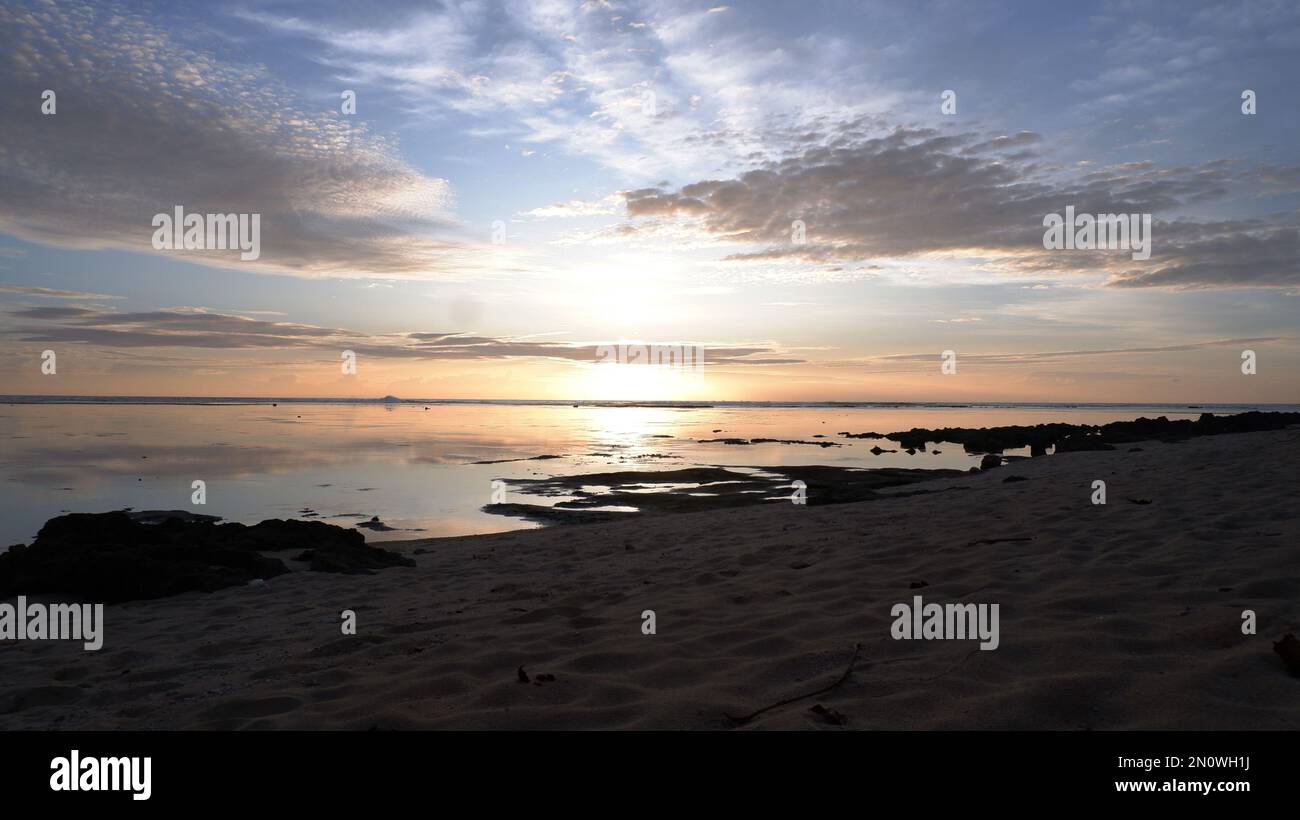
1055, 435, 1117, 452
836, 411, 1300, 456
125, 509, 222, 525
0, 512, 413, 603
980, 454, 1002, 470
1275, 634, 1300, 677
884, 423, 1083, 454
751, 438, 842, 448
701, 437, 840, 447
293, 524, 414, 572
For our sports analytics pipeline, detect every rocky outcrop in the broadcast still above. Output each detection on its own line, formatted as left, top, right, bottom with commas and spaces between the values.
0, 512, 413, 603
836, 411, 1300, 455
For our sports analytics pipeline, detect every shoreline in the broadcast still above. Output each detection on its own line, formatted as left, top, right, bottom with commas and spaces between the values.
2, 427, 1296, 729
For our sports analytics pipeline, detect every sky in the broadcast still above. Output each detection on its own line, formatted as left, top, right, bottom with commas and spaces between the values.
1, 0, 1297, 402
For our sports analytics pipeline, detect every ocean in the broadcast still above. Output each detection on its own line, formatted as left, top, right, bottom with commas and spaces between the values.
3, 397, 1296, 546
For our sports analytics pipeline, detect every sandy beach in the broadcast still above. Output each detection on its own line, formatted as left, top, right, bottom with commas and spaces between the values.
2, 427, 1296, 730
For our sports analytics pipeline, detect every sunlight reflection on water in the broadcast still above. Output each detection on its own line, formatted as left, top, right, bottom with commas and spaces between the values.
0, 401, 1243, 545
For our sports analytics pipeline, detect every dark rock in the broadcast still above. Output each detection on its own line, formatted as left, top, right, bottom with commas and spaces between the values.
751, 438, 841, 448
0, 512, 413, 603
485, 465, 963, 521
1055, 435, 1117, 452
0, 513, 287, 603
125, 509, 222, 525
980, 454, 1002, 470
1002, 475, 1029, 483
810, 703, 848, 725
883, 423, 1084, 454
1275, 634, 1300, 677
293, 523, 414, 572
701, 437, 842, 448
469, 453, 564, 465
483, 503, 635, 526
863, 412, 1300, 457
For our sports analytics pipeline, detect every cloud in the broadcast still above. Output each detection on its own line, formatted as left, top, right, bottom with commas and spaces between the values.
623, 124, 1300, 288
235, 0, 902, 181
3, 304, 799, 365
860, 337, 1286, 367
0, 1, 473, 278
1105, 224, 1300, 289
0, 284, 123, 299
516, 195, 623, 219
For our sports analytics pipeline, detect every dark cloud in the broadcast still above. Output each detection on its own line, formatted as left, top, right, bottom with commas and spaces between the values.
4, 304, 798, 366
624, 126, 1300, 288
10, 306, 99, 320
0, 2, 468, 278
1106, 225, 1299, 289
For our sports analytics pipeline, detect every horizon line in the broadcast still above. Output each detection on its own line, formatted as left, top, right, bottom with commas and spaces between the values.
3, 394, 1298, 408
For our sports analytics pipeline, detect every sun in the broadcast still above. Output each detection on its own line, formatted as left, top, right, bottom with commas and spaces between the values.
574, 361, 704, 401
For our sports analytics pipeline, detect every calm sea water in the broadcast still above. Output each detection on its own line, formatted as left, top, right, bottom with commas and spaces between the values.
3, 399, 1294, 546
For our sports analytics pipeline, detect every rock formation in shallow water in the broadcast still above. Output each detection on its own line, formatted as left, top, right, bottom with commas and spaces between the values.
0, 512, 414, 603
840, 411, 1300, 455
